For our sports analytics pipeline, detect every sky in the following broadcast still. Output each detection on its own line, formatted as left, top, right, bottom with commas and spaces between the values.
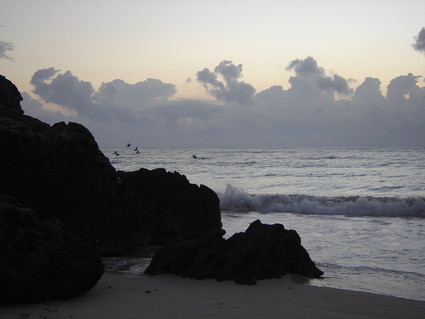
1, 0, 425, 148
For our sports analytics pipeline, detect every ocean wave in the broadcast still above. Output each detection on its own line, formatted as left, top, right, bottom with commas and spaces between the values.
219, 184, 425, 217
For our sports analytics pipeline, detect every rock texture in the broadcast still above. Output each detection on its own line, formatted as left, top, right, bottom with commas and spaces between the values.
117, 168, 222, 244
0, 194, 104, 305
145, 219, 324, 285
0, 74, 222, 254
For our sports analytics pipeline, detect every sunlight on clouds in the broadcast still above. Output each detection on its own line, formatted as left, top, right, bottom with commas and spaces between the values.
42, 101, 78, 117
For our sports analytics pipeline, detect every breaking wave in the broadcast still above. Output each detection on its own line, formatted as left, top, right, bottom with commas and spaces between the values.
219, 184, 425, 217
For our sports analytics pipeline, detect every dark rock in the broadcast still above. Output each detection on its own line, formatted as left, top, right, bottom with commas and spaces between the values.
0, 74, 222, 254
0, 75, 23, 116
117, 168, 222, 244
0, 115, 141, 254
0, 194, 104, 305
145, 219, 323, 285
0, 74, 223, 304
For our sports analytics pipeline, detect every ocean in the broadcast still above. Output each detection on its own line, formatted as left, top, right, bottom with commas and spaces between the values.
102, 147, 425, 301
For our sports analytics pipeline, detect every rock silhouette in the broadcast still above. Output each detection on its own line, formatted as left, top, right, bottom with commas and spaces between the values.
0, 194, 104, 305
145, 219, 323, 285
0, 74, 322, 303
0, 74, 222, 254
0, 74, 222, 304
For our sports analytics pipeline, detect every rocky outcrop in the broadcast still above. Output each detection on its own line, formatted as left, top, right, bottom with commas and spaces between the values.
0, 74, 222, 254
0, 74, 223, 303
0, 116, 139, 253
145, 219, 323, 285
0, 194, 104, 305
117, 168, 222, 244
0, 74, 322, 300
0, 74, 23, 116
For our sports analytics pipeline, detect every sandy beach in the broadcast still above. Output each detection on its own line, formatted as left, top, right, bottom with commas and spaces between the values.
1, 274, 424, 319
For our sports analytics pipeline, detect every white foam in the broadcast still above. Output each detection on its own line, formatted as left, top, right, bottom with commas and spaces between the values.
219, 184, 425, 217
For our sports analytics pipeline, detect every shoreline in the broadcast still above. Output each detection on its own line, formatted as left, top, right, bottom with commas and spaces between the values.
1, 274, 424, 319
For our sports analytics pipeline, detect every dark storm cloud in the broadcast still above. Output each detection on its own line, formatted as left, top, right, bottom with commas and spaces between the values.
0, 40, 14, 60
196, 60, 256, 104
26, 57, 425, 148
413, 27, 425, 54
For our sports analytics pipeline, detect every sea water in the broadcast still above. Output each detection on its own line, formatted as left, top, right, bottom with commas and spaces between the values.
102, 147, 425, 301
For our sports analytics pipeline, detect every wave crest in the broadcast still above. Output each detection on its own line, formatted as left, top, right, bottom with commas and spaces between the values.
219, 184, 425, 217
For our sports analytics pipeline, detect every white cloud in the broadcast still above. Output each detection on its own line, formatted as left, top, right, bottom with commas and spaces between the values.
24, 57, 425, 148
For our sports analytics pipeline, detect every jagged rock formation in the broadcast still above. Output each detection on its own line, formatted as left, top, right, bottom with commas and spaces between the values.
0, 74, 222, 304
145, 219, 324, 285
0, 74, 222, 255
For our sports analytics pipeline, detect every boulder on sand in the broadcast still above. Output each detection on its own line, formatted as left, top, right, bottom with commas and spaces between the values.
145, 219, 323, 285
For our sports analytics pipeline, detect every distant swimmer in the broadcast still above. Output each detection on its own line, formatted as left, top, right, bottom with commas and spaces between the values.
113, 151, 120, 156
134, 147, 138, 152
127, 143, 131, 147
192, 154, 197, 159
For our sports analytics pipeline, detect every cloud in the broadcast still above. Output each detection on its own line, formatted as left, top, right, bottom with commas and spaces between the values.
0, 40, 14, 60
30, 68, 176, 123
196, 60, 256, 104
286, 56, 352, 96
30, 68, 95, 117
141, 99, 223, 134
93, 78, 176, 110
25, 58, 425, 148
354, 77, 384, 103
386, 73, 422, 101
20, 92, 72, 125
413, 27, 425, 54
